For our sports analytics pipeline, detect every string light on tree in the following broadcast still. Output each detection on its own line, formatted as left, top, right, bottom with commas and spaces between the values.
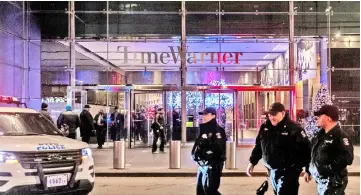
305, 84, 333, 140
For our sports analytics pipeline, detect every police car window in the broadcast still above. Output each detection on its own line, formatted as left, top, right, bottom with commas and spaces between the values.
0, 113, 61, 136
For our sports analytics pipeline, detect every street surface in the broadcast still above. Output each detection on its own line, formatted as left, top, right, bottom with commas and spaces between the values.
90, 176, 360, 195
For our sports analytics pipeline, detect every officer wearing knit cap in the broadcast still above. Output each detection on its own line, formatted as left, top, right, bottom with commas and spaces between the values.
57, 105, 80, 139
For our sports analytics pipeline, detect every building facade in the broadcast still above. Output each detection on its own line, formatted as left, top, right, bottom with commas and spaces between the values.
1, 1, 359, 145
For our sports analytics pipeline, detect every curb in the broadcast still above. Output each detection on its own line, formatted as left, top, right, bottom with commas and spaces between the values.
95, 171, 360, 177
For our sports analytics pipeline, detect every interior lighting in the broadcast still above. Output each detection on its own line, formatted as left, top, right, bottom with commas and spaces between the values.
335, 26, 341, 38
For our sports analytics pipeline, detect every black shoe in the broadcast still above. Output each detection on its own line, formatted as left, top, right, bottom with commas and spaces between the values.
97, 146, 103, 149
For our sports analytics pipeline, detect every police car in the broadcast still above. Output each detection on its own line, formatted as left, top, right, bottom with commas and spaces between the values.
0, 96, 94, 195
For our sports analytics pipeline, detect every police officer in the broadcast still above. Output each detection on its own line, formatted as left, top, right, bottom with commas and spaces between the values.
247, 102, 311, 195
305, 105, 353, 195
192, 107, 226, 195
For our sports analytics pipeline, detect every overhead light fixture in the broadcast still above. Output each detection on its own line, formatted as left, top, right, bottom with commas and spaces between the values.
272, 44, 281, 51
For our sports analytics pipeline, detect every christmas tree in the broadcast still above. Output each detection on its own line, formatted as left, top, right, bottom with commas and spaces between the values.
305, 84, 333, 140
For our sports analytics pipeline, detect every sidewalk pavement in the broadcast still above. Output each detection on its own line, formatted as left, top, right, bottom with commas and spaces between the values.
91, 143, 360, 177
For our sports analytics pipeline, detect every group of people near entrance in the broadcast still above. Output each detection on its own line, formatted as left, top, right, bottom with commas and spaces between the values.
40, 103, 125, 149
192, 102, 353, 195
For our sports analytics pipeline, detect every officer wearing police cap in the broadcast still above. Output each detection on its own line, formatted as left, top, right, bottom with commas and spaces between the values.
247, 102, 311, 195
305, 105, 354, 195
192, 107, 226, 195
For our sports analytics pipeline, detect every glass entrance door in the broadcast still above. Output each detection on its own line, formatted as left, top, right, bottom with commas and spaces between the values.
204, 90, 234, 141
131, 92, 164, 148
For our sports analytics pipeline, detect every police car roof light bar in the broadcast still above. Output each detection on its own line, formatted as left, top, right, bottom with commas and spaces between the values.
0, 95, 27, 108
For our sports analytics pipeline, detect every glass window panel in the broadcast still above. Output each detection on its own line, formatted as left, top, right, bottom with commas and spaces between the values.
221, 1, 288, 12
330, 1, 360, 13
294, 1, 328, 13
0, 31, 15, 66
187, 15, 218, 35
75, 1, 106, 11
331, 14, 360, 35
33, 13, 68, 39
186, 1, 219, 12
295, 15, 328, 36
29, 14, 41, 40
75, 13, 107, 38
14, 37, 24, 68
220, 93, 234, 140
221, 15, 289, 35
109, 1, 181, 12
109, 14, 181, 35
30, 1, 68, 11
331, 48, 360, 68
0, 2, 17, 36
331, 70, 360, 93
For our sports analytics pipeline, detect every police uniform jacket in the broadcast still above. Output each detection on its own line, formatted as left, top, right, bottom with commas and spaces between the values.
192, 118, 227, 165
249, 114, 311, 170
310, 124, 354, 178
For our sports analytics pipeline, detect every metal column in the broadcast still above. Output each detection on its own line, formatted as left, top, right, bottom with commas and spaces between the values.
256, 91, 260, 129
180, 1, 187, 144
326, 1, 332, 94
22, 2, 29, 106
288, 1, 296, 121
234, 90, 238, 144
126, 90, 131, 148
67, 1, 76, 108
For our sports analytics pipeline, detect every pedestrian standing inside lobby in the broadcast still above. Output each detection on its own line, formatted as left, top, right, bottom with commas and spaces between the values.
152, 108, 166, 153
305, 105, 353, 195
94, 109, 107, 149
246, 102, 311, 195
111, 106, 124, 141
192, 107, 226, 195
80, 104, 95, 144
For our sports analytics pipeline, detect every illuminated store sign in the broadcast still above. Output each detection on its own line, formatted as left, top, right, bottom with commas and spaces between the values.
117, 46, 243, 65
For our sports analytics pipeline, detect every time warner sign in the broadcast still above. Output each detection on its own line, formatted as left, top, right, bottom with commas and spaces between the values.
117, 46, 243, 65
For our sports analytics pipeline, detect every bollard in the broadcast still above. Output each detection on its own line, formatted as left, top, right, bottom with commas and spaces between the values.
225, 141, 237, 169
169, 140, 181, 169
113, 140, 126, 169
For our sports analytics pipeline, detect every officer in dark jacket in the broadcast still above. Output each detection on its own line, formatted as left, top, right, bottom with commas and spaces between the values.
305, 105, 353, 195
57, 105, 80, 139
247, 102, 311, 195
192, 107, 226, 195
80, 105, 95, 143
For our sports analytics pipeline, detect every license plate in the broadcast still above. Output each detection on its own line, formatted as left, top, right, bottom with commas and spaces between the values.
46, 174, 68, 188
